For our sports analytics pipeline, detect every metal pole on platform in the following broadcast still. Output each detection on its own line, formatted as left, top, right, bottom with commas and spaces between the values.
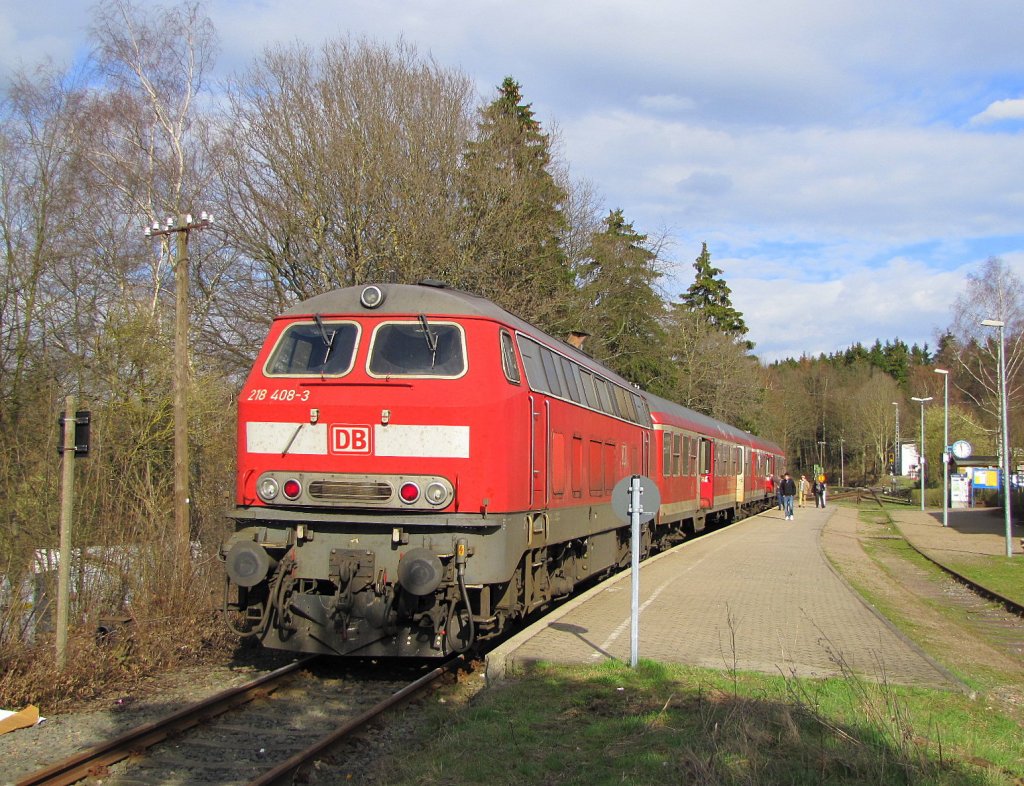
981, 319, 1013, 557
630, 476, 640, 668
911, 396, 933, 511
935, 368, 949, 527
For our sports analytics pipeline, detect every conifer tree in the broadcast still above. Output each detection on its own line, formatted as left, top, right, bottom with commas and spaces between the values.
578, 209, 668, 391
679, 242, 749, 340
459, 77, 574, 333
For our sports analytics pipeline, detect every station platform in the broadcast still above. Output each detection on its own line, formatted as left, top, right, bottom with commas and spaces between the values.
890, 505, 1022, 561
485, 501, 976, 689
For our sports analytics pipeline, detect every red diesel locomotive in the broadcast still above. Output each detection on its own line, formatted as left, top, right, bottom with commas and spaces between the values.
221, 281, 785, 657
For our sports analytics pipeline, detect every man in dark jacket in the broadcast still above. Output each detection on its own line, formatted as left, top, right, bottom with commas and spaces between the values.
780, 473, 797, 520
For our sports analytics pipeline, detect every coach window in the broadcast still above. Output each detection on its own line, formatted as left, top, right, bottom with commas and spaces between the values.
500, 330, 521, 384
265, 320, 360, 377
662, 431, 672, 477
673, 433, 683, 476
368, 321, 466, 377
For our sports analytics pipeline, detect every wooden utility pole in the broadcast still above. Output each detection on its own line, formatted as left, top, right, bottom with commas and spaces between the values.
145, 212, 213, 575
56, 395, 75, 669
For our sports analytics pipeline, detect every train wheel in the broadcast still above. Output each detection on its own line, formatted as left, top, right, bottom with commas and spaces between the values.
445, 606, 474, 653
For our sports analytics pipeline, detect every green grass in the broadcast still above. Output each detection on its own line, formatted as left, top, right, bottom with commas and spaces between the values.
935, 554, 1024, 606
365, 661, 1021, 786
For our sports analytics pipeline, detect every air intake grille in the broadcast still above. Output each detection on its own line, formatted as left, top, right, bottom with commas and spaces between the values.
308, 479, 393, 503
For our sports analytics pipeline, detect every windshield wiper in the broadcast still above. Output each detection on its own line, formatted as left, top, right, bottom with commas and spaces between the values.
313, 313, 336, 369
418, 314, 438, 368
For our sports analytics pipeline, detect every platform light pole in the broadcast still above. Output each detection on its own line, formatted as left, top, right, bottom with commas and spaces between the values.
935, 369, 949, 527
839, 436, 845, 487
892, 401, 901, 476
981, 318, 1013, 557
145, 212, 214, 573
911, 396, 932, 511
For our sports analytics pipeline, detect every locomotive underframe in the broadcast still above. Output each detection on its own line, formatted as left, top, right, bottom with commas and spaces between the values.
222, 491, 774, 658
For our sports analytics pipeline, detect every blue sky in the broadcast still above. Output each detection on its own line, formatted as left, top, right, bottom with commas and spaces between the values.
3, 0, 1024, 362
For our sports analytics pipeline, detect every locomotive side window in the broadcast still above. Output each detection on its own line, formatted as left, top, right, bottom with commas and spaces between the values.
265, 320, 359, 377
500, 330, 521, 384
368, 321, 466, 378
560, 357, 581, 402
594, 377, 616, 416
539, 347, 563, 397
578, 369, 598, 409
571, 366, 590, 407
514, 332, 645, 426
517, 337, 547, 392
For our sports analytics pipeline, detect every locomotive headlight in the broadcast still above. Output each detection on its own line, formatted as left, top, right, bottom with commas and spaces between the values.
424, 481, 450, 506
360, 285, 385, 309
257, 477, 280, 501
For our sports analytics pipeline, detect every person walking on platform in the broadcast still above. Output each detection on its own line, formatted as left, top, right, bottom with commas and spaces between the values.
798, 474, 810, 507
813, 477, 825, 508
780, 473, 796, 520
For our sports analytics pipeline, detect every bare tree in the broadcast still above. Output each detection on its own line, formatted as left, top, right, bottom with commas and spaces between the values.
944, 257, 1024, 429
216, 37, 475, 304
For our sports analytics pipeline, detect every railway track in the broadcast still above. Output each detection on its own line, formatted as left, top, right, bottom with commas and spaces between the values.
864, 487, 1024, 620
17, 655, 463, 786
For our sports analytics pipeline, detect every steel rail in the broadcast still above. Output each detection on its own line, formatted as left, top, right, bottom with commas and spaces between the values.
866, 488, 1024, 619
16, 655, 320, 786
248, 656, 463, 786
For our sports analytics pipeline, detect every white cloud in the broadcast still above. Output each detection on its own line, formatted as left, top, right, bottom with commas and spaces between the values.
970, 98, 1024, 125
7, 0, 1024, 362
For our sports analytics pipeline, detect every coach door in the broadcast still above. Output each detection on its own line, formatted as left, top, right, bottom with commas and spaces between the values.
736, 446, 746, 503
699, 438, 714, 509
529, 395, 548, 508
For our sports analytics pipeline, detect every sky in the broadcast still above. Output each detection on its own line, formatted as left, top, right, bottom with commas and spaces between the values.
3, 1, 1024, 362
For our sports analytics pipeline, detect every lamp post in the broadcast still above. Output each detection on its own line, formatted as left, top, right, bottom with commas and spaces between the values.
935, 369, 949, 527
817, 440, 826, 476
145, 212, 214, 573
981, 318, 1013, 557
839, 436, 845, 487
911, 396, 933, 511
892, 401, 901, 476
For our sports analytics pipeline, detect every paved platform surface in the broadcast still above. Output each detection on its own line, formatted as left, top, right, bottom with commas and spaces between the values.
891, 505, 1023, 559
486, 502, 966, 689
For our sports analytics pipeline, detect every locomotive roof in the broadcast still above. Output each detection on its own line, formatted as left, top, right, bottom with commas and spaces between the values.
281, 281, 635, 387
645, 391, 783, 454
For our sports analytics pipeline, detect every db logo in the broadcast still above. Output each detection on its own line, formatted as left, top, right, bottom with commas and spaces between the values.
330, 424, 371, 454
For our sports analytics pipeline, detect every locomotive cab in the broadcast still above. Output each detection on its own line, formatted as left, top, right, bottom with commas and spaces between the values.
222, 282, 530, 657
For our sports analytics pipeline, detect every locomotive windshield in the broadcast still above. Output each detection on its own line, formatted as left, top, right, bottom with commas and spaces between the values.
264, 320, 359, 376
368, 321, 466, 377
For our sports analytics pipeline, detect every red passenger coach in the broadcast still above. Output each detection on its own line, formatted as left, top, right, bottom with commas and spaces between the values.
220, 281, 785, 658
646, 394, 783, 536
